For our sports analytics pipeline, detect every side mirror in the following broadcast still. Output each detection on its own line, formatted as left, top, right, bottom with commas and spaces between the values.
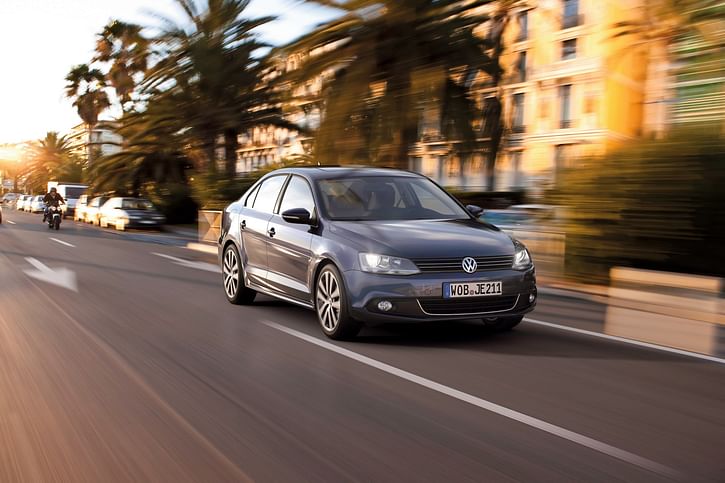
282, 208, 312, 225
466, 204, 484, 217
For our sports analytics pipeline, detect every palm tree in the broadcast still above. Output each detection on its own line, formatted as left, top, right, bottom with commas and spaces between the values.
89, 103, 190, 195
22, 132, 81, 192
280, 0, 495, 168
94, 20, 150, 113
65, 64, 111, 165
144, 0, 295, 177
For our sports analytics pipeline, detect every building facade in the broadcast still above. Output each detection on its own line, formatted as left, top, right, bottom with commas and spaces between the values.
413, 0, 650, 191
69, 123, 123, 162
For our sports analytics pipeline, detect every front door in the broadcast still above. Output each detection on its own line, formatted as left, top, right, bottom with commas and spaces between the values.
266, 175, 316, 303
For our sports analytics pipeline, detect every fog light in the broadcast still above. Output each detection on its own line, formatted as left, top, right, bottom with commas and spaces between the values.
529, 293, 536, 303
377, 300, 393, 312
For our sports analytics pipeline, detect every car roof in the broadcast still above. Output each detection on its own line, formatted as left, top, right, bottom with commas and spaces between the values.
268, 166, 422, 180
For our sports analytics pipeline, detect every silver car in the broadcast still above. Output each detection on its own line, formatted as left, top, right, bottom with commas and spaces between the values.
219, 167, 536, 339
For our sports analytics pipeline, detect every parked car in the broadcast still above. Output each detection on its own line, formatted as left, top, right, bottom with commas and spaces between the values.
480, 204, 561, 232
1, 193, 19, 205
219, 167, 536, 339
99, 197, 166, 230
16, 195, 30, 211
84, 196, 109, 225
74, 194, 89, 222
28, 195, 45, 213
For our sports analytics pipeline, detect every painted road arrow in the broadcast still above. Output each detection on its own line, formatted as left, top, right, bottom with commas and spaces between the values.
152, 252, 221, 273
24, 257, 78, 292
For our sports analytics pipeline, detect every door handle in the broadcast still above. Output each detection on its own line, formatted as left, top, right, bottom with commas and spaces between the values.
267, 227, 276, 237
241, 219, 246, 230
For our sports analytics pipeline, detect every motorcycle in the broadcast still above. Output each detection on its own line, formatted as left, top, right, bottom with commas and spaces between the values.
46, 204, 62, 230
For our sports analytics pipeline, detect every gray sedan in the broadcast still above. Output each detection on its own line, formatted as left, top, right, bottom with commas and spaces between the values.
219, 167, 536, 339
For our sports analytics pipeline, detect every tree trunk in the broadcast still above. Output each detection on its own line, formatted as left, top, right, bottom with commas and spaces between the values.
224, 129, 238, 178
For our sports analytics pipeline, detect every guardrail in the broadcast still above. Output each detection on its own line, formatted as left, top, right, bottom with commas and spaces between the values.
604, 267, 724, 356
198, 210, 222, 244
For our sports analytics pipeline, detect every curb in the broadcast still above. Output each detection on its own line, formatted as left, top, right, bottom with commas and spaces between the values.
186, 242, 217, 255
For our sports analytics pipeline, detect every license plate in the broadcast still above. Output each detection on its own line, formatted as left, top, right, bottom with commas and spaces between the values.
444, 281, 502, 298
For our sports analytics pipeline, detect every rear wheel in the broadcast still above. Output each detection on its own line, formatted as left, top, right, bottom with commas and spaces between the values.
315, 264, 360, 340
223, 244, 256, 305
484, 315, 523, 332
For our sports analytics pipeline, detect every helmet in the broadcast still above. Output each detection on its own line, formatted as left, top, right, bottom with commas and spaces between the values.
50, 187, 57, 193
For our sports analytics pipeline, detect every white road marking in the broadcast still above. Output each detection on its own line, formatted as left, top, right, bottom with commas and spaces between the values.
6, 220, 16, 225
263, 320, 680, 479
524, 317, 725, 365
23, 257, 78, 292
50, 237, 75, 248
152, 252, 221, 273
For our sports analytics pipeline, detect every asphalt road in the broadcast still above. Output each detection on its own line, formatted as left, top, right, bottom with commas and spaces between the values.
1, 209, 724, 482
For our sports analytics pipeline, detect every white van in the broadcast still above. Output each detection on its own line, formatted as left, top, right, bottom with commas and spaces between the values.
48, 182, 88, 218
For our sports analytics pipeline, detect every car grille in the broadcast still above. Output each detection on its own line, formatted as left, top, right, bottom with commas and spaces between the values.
412, 255, 513, 273
418, 295, 518, 316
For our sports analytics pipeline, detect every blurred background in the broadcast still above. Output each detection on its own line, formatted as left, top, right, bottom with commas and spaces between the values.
1, 0, 723, 284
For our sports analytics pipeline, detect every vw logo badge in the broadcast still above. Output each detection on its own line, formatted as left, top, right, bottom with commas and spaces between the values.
462, 257, 477, 273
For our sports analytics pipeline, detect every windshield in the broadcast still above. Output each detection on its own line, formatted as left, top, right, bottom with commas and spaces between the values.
317, 176, 469, 221
122, 199, 154, 210
64, 187, 86, 198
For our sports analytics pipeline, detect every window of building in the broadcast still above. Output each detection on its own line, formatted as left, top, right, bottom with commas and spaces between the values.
562, 39, 577, 60
511, 151, 523, 187
517, 51, 527, 82
562, 0, 580, 28
559, 85, 572, 128
517, 11, 528, 41
512, 93, 525, 132
555, 144, 573, 172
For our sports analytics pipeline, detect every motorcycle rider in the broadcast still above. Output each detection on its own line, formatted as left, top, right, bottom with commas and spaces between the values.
42, 187, 65, 222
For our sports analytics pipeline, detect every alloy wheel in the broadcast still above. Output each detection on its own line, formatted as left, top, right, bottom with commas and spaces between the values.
223, 247, 240, 298
316, 270, 341, 332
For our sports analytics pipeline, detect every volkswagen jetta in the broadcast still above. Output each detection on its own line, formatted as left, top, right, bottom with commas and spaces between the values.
219, 167, 536, 339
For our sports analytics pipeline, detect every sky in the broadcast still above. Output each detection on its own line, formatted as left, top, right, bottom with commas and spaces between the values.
0, 0, 339, 145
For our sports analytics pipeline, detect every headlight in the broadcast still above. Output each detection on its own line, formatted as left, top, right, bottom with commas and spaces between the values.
512, 241, 533, 270
359, 253, 420, 275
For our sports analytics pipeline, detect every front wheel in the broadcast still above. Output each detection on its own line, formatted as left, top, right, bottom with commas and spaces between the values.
315, 264, 360, 340
483, 315, 523, 332
53, 218, 60, 230
222, 244, 256, 305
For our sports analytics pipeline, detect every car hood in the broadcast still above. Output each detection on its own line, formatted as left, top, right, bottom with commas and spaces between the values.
330, 219, 515, 258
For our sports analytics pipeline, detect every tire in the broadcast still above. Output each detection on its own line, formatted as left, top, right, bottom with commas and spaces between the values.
222, 244, 256, 305
484, 315, 523, 332
53, 218, 60, 230
315, 264, 361, 340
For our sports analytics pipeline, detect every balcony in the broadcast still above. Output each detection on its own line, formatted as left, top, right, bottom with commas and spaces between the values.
562, 14, 584, 30
531, 57, 602, 82
512, 125, 527, 134
560, 119, 573, 129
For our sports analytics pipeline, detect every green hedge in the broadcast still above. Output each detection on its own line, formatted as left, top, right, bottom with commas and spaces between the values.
551, 132, 725, 282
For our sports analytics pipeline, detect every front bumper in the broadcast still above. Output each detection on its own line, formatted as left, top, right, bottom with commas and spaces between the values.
343, 267, 536, 323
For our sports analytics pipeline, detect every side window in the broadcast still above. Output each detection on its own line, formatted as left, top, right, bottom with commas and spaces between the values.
279, 176, 315, 215
244, 184, 260, 207
251, 176, 287, 214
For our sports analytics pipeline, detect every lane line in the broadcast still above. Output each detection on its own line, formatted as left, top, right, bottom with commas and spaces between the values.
6, 220, 16, 225
152, 252, 221, 273
262, 320, 680, 479
524, 317, 725, 365
50, 237, 75, 248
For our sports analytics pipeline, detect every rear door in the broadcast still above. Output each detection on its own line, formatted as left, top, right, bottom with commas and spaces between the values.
266, 175, 317, 303
240, 175, 288, 288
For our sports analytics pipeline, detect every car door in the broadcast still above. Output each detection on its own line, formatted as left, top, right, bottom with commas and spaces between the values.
266, 175, 316, 303
240, 175, 288, 288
